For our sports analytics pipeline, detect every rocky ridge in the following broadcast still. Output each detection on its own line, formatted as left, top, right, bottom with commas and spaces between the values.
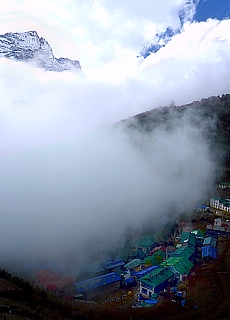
0, 30, 81, 72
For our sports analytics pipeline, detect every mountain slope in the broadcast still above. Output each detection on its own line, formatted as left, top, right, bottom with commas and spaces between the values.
0, 31, 81, 72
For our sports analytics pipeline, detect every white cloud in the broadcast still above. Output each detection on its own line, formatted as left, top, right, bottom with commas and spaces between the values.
0, 0, 197, 68
0, 1, 230, 273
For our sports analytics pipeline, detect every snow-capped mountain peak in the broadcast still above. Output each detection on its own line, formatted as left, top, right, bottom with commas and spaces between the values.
0, 31, 81, 72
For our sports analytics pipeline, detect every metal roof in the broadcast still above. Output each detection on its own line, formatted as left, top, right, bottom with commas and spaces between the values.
219, 182, 230, 186
73, 272, 121, 293
125, 277, 136, 285
210, 196, 223, 201
124, 259, 142, 270
202, 246, 218, 259
100, 258, 125, 270
196, 204, 209, 209
172, 245, 194, 259
135, 266, 159, 279
191, 229, 205, 238
135, 235, 155, 248
160, 256, 193, 275
203, 237, 217, 247
142, 250, 166, 265
180, 232, 196, 247
140, 267, 174, 288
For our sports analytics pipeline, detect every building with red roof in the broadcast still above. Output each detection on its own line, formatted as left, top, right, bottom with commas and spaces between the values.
35, 269, 75, 297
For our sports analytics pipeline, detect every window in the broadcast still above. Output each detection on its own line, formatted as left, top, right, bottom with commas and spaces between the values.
142, 287, 147, 294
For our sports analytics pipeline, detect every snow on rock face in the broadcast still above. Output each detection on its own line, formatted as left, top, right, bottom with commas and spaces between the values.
0, 31, 81, 72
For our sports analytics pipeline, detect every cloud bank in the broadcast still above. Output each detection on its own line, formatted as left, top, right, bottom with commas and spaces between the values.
0, 1, 230, 273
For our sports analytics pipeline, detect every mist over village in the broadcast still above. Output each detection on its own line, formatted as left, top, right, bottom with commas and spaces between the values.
0, 1, 230, 319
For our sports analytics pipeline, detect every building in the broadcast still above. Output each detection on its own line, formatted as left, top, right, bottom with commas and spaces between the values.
210, 196, 230, 212
35, 270, 75, 297
202, 246, 218, 259
73, 272, 121, 300
203, 237, 217, 247
178, 222, 193, 233
160, 257, 193, 282
196, 204, 210, 212
100, 258, 125, 271
135, 266, 159, 280
172, 245, 195, 262
219, 182, 230, 190
150, 246, 166, 255
180, 232, 196, 248
142, 249, 166, 267
191, 229, 205, 247
132, 235, 155, 255
210, 196, 222, 209
140, 267, 174, 299
202, 236, 218, 260
124, 259, 142, 272
191, 230, 205, 239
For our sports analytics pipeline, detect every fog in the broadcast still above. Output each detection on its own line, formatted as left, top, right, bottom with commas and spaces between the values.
0, 14, 230, 274
0, 60, 218, 274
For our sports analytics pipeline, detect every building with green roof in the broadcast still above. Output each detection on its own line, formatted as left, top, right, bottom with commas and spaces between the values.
142, 250, 166, 267
160, 256, 193, 282
210, 196, 230, 212
172, 245, 195, 262
133, 235, 155, 255
180, 232, 196, 248
140, 267, 174, 298
191, 229, 205, 246
191, 230, 205, 239
219, 182, 230, 190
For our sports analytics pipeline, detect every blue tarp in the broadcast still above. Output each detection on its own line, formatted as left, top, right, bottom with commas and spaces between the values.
144, 299, 158, 305
202, 246, 217, 259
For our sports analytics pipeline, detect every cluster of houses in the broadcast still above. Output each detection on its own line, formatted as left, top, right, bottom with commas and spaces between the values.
32, 180, 230, 305
34, 222, 220, 304
208, 181, 230, 213
210, 196, 230, 212
219, 182, 230, 190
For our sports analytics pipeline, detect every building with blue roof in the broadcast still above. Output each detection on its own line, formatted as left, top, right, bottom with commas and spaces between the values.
135, 266, 159, 280
124, 277, 137, 288
73, 272, 121, 299
196, 204, 210, 212
203, 237, 217, 247
100, 258, 125, 271
202, 246, 218, 259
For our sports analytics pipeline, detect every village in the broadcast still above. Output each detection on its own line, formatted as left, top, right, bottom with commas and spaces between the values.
33, 180, 230, 311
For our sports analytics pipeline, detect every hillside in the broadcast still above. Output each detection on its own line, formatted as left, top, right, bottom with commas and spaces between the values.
1, 94, 230, 319
123, 94, 230, 168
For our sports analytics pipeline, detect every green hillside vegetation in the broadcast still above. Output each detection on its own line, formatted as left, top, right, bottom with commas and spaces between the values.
0, 269, 73, 319
122, 94, 230, 172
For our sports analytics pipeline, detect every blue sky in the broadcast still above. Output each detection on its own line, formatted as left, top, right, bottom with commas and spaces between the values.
195, 0, 230, 21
